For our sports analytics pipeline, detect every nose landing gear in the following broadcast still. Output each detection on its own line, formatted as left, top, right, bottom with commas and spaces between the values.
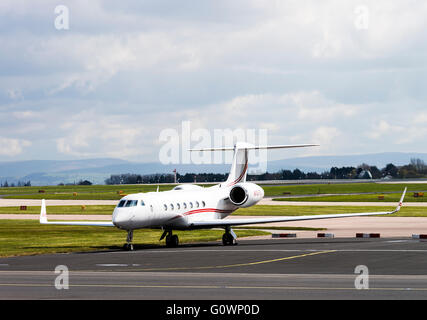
123, 230, 134, 251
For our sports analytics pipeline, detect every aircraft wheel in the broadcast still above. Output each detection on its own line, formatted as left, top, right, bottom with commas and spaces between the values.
171, 235, 179, 247
222, 233, 234, 246
166, 234, 179, 247
123, 243, 134, 251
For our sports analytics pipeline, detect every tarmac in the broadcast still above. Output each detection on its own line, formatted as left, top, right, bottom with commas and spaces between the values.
1, 196, 427, 300
1, 238, 427, 299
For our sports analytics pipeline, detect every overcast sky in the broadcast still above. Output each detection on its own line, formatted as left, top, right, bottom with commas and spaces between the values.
1, 0, 426, 163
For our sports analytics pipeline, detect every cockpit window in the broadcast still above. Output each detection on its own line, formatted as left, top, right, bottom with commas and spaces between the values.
124, 200, 138, 207
140, 200, 145, 206
118, 200, 126, 208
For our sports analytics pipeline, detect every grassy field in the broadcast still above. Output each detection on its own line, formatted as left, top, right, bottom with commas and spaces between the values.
0, 206, 115, 216
235, 205, 427, 217
0, 184, 176, 195
0, 205, 115, 215
0, 184, 175, 200
273, 193, 427, 203
0, 220, 269, 257
1, 182, 426, 200
261, 183, 427, 197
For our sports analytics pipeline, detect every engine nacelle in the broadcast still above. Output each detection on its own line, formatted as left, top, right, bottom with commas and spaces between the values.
229, 183, 264, 208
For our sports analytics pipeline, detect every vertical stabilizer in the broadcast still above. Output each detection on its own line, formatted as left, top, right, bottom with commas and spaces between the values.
224, 142, 250, 187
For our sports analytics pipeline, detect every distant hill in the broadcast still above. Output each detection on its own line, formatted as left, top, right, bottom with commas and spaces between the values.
265, 152, 427, 173
0, 158, 129, 177
0, 152, 426, 186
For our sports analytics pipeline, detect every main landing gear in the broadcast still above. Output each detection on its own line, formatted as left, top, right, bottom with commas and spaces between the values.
222, 227, 237, 246
160, 230, 179, 247
123, 230, 134, 251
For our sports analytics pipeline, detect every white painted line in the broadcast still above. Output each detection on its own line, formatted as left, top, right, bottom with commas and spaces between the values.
96, 264, 141, 267
93, 248, 427, 255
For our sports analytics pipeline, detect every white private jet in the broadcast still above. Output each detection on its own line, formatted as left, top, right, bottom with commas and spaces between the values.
40, 142, 407, 250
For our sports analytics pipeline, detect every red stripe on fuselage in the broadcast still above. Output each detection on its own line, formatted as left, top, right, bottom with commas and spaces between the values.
227, 160, 248, 187
166, 208, 234, 222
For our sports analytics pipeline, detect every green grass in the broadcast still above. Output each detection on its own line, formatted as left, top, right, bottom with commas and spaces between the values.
261, 183, 427, 197
1, 182, 425, 200
0, 184, 181, 200
0, 205, 115, 215
0, 220, 269, 257
273, 193, 427, 203
234, 205, 427, 217
0, 184, 174, 195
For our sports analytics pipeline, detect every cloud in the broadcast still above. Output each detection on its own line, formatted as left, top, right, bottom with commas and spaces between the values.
0, 137, 31, 156
0, 1, 427, 161
55, 111, 151, 158
367, 120, 404, 140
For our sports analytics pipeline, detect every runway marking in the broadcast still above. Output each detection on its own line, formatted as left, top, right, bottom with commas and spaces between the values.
94, 248, 427, 256
97, 250, 337, 272
1, 282, 427, 292
96, 264, 141, 267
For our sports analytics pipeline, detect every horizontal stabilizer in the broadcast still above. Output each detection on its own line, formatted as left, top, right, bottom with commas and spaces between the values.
188, 144, 319, 152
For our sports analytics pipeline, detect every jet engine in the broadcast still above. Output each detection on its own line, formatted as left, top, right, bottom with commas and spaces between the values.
229, 182, 264, 208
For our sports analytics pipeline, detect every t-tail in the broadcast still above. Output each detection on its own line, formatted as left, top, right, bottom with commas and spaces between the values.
189, 142, 319, 187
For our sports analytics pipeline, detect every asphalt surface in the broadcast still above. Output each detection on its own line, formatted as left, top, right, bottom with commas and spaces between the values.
2, 238, 427, 299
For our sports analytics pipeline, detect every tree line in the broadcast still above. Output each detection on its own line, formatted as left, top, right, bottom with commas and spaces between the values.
104, 158, 427, 185
0, 180, 31, 188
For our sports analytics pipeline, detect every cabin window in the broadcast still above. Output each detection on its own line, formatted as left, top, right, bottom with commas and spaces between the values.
164, 204, 167, 211
183, 203, 187, 209
195, 201, 199, 208
177, 203, 180, 210
117, 200, 126, 208
170, 203, 174, 210
202, 201, 206, 207
189, 202, 193, 209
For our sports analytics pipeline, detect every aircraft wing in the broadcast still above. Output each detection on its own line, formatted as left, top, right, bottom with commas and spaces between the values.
189, 188, 407, 229
39, 199, 115, 227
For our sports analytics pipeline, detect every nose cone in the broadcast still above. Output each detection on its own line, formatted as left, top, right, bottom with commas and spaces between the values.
112, 209, 129, 229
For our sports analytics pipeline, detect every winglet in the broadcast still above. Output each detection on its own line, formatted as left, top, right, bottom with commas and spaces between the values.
40, 199, 48, 224
393, 188, 407, 213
